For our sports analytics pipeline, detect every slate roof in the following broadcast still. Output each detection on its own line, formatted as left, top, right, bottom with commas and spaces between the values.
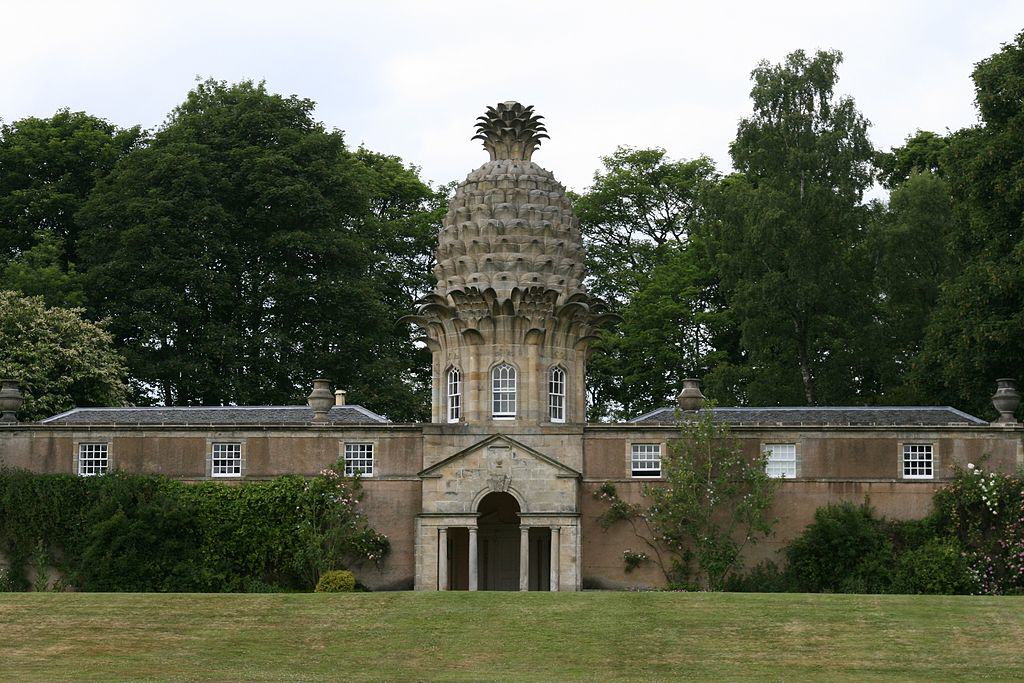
40, 405, 389, 426
628, 406, 988, 427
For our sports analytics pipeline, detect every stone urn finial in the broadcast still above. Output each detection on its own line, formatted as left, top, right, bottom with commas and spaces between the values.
307, 378, 334, 423
677, 378, 705, 412
992, 378, 1020, 424
0, 379, 24, 423
472, 101, 548, 161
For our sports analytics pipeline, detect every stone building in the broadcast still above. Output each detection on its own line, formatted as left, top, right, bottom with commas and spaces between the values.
1, 104, 1022, 591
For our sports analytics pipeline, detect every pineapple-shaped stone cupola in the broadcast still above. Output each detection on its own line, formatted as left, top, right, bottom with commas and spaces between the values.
405, 102, 617, 425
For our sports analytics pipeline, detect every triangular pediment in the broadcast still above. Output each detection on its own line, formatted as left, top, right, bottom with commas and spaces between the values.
418, 434, 581, 479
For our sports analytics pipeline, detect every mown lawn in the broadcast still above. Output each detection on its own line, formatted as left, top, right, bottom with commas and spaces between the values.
1, 591, 1022, 682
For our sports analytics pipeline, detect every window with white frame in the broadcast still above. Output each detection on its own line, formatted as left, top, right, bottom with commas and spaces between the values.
492, 363, 517, 419
77, 442, 108, 476
765, 443, 797, 478
631, 443, 662, 478
548, 366, 566, 423
344, 442, 374, 477
211, 442, 242, 477
447, 367, 462, 423
902, 443, 933, 479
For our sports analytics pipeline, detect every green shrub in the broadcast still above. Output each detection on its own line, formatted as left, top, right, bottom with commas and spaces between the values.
892, 538, 977, 595
315, 570, 356, 593
785, 501, 894, 593
930, 462, 1024, 594
725, 561, 794, 593
0, 460, 388, 592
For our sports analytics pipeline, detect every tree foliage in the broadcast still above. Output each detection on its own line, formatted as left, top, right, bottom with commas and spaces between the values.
0, 109, 140, 306
574, 146, 718, 306
912, 31, 1024, 416
574, 148, 724, 418
76, 80, 440, 420
0, 290, 128, 420
714, 49, 876, 406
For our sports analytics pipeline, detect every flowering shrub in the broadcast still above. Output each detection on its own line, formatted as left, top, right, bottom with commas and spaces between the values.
932, 460, 1024, 594
293, 459, 390, 588
593, 403, 779, 590
622, 550, 648, 572
733, 460, 1022, 595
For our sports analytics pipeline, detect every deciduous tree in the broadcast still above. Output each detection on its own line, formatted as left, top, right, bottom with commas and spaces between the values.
0, 290, 128, 420
913, 31, 1024, 418
77, 80, 440, 420
713, 49, 876, 405
0, 110, 140, 305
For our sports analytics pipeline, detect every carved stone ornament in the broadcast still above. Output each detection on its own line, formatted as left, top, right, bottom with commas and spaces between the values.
677, 378, 705, 412
992, 378, 1021, 424
306, 378, 334, 423
488, 473, 512, 493
0, 379, 23, 423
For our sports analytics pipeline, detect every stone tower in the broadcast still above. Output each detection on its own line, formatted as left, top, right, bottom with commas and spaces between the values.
408, 102, 615, 425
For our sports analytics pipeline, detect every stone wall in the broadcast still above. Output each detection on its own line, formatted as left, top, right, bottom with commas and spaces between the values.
2, 420, 1021, 591
0, 424, 423, 590
579, 425, 1023, 587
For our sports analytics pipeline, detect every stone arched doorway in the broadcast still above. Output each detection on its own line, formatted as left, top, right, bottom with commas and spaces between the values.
474, 492, 551, 591
477, 491, 520, 591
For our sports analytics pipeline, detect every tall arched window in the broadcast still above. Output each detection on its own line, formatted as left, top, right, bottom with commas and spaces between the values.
447, 367, 461, 423
491, 363, 517, 419
548, 366, 566, 423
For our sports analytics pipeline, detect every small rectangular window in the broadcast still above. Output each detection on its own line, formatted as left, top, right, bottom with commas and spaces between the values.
78, 443, 108, 476
902, 443, 933, 479
211, 442, 242, 478
345, 442, 374, 477
631, 444, 661, 478
765, 443, 797, 478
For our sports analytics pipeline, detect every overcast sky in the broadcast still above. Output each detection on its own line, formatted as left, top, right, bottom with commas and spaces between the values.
3, 1, 1022, 193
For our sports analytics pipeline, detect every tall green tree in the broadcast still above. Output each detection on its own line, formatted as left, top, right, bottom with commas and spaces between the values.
868, 170, 954, 402
914, 31, 1024, 417
573, 148, 720, 418
712, 49, 876, 405
574, 146, 718, 306
589, 242, 742, 419
0, 110, 140, 305
0, 290, 128, 420
78, 80, 439, 420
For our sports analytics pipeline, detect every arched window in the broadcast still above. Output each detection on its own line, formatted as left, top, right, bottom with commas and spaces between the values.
548, 366, 566, 423
447, 367, 461, 423
491, 363, 517, 419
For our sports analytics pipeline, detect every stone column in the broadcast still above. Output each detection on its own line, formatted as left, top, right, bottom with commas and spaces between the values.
549, 526, 560, 592
468, 526, 479, 591
519, 525, 530, 591
437, 527, 448, 591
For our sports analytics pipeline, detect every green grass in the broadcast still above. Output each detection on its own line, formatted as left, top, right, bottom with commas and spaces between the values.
1, 592, 1022, 682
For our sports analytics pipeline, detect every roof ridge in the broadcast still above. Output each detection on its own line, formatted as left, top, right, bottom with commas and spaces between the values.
627, 404, 987, 425
40, 404, 389, 424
